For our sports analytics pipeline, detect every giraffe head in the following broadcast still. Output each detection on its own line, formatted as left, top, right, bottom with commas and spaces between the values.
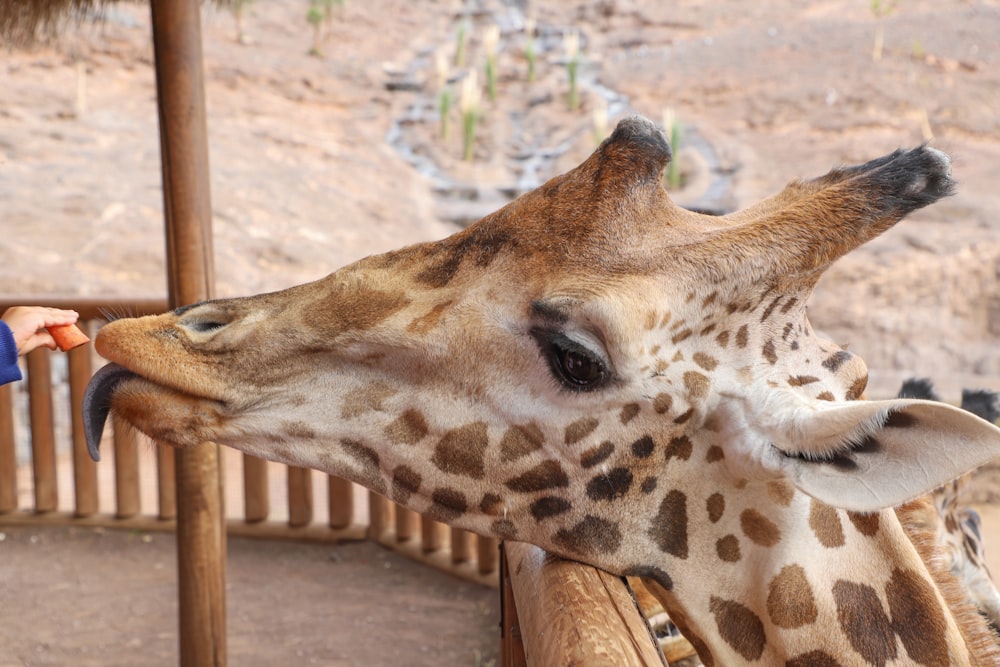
85, 117, 1000, 663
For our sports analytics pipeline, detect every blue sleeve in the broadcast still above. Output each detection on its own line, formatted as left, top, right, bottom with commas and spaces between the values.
0, 321, 22, 385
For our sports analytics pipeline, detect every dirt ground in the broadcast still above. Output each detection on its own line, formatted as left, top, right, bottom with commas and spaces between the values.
2, 0, 1000, 665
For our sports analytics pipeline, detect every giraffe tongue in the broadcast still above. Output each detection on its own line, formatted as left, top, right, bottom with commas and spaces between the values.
82, 363, 137, 462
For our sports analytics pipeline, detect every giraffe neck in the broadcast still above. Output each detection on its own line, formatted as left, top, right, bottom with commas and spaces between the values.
637, 476, 978, 666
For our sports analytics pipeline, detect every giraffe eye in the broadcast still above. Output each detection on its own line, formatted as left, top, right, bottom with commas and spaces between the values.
533, 330, 609, 391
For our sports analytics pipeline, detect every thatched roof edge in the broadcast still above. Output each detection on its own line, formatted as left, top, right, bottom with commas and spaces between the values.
0, 0, 231, 46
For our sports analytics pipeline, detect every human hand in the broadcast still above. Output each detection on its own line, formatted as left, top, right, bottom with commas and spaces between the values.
2, 306, 80, 356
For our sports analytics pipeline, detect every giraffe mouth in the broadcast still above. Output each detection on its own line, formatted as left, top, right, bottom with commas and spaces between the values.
83, 363, 137, 462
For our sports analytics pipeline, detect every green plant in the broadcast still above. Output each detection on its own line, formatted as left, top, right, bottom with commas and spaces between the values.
460, 71, 481, 161
483, 25, 500, 102
564, 29, 580, 111
455, 20, 469, 68
435, 50, 453, 140
231, 0, 253, 44
523, 17, 537, 83
870, 0, 897, 61
306, 0, 344, 56
592, 99, 608, 147
662, 108, 683, 190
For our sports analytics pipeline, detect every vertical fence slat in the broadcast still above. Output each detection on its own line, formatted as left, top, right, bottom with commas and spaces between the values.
0, 383, 16, 513
112, 415, 141, 518
157, 443, 177, 520
287, 466, 312, 528
421, 515, 445, 553
68, 333, 97, 516
451, 527, 473, 564
328, 475, 353, 529
395, 503, 419, 542
243, 454, 268, 523
27, 349, 57, 512
368, 491, 389, 540
477, 535, 498, 576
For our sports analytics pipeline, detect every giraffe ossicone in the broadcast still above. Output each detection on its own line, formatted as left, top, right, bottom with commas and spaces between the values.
84, 116, 1000, 665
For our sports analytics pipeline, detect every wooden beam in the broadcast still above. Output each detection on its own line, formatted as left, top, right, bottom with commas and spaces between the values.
504, 542, 666, 666
149, 1, 226, 665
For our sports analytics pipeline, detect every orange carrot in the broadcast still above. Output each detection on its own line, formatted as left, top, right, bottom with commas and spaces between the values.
47, 323, 90, 351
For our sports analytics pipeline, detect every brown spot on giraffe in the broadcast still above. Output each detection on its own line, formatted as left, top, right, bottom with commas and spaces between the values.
715, 330, 730, 348
391, 465, 422, 504
414, 226, 515, 288
429, 487, 468, 522
530, 496, 572, 521
652, 393, 673, 414
406, 301, 452, 335
760, 295, 783, 322
554, 515, 622, 556
341, 439, 385, 494
305, 285, 410, 334
693, 352, 719, 371
710, 596, 767, 661
707, 493, 725, 523
384, 408, 429, 445
716, 535, 741, 562
780, 296, 799, 313
505, 460, 569, 493
766, 480, 795, 506
340, 382, 396, 419
479, 492, 503, 515
684, 371, 710, 399
283, 421, 316, 439
741, 508, 781, 547
580, 441, 614, 468
430, 422, 488, 479
822, 350, 854, 373
672, 328, 693, 344
498, 423, 544, 462
735, 324, 749, 348
665, 435, 693, 464
786, 651, 843, 667
848, 511, 881, 537
619, 403, 640, 424
816, 391, 836, 401
846, 375, 868, 400
787, 375, 820, 387
564, 417, 599, 445
673, 408, 695, 424
832, 580, 897, 665
705, 445, 724, 463
887, 568, 950, 665
631, 435, 654, 458
762, 339, 778, 364
809, 499, 846, 548
586, 467, 633, 501
767, 564, 818, 628
649, 489, 688, 558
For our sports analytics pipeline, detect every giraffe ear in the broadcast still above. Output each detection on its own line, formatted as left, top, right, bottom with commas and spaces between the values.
779, 399, 1000, 512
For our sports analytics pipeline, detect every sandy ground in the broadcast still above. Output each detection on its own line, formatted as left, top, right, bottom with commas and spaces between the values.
1, 0, 999, 665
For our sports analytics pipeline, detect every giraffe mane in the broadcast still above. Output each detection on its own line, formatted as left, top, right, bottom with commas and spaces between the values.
897, 497, 1000, 665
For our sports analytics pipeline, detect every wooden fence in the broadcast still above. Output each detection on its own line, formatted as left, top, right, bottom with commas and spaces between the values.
0, 297, 671, 666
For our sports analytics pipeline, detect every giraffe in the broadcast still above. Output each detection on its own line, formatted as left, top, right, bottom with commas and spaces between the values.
83, 116, 1000, 665
895, 378, 1000, 632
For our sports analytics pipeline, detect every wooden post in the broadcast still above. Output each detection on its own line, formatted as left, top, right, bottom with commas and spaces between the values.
0, 383, 16, 513
149, 1, 226, 665
68, 330, 98, 516
27, 349, 57, 512
287, 466, 313, 528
